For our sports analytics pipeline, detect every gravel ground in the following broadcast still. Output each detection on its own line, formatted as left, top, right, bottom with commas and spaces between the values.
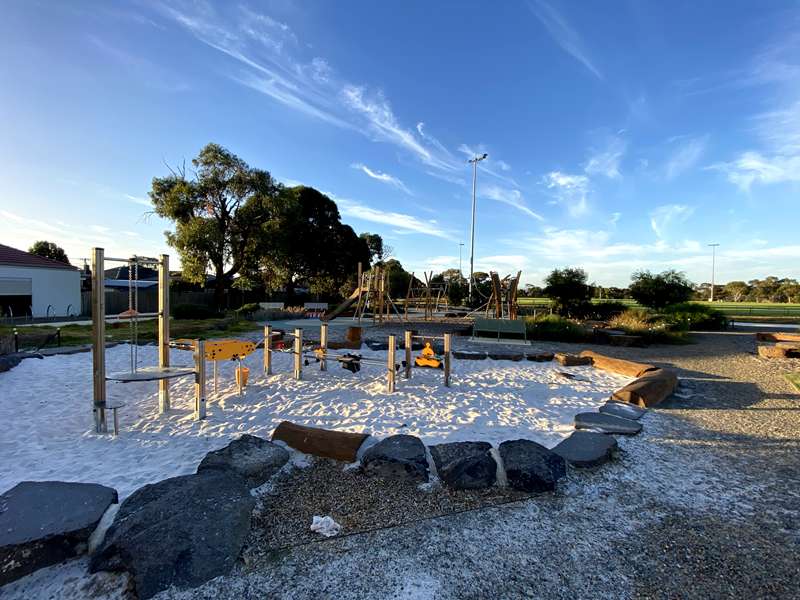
150, 330, 800, 600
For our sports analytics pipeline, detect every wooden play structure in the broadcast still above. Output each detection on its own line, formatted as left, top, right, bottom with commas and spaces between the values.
404, 272, 449, 320
323, 263, 404, 324
478, 271, 521, 320
91, 248, 205, 434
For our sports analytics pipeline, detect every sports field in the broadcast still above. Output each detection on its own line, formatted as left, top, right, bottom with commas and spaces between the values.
518, 298, 800, 318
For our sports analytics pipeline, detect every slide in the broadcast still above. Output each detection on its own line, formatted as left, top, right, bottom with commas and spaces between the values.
321, 288, 363, 321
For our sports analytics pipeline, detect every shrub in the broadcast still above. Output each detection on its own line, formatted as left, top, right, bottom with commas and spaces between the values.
662, 302, 728, 331
543, 268, 592, 317
584, 301, 629, 321
525, 314, 589, 342
609, 309, 688, 344
234, 302, 262, 319
173, 303, 220, 320
629, 270, 694, 310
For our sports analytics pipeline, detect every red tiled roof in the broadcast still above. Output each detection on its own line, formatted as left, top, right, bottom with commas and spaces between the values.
0, 243, 77, 270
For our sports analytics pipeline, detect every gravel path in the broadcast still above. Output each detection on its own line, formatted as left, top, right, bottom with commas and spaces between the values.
151, 331, 800, 600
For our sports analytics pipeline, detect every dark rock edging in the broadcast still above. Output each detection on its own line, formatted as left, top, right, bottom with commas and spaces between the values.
429, 441, 497, 489
361, 434, 429, 482
499, 439, 566, 493
0, 481, 118, 585
575, 412, 642, 435
552, 431, 618, 468
197, 434, 289, 487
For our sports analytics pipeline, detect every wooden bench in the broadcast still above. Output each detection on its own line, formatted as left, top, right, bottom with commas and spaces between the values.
473, 318, 527, 342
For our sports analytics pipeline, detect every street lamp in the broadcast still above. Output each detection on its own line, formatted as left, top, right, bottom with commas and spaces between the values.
468, 153, 488, 303
459, 242, 464, 275
708, 243, 720, 302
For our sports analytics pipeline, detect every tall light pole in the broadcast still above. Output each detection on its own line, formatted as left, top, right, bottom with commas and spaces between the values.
708, 243, 720, 302
458, 242, 464, 275
468, 153, 488, 303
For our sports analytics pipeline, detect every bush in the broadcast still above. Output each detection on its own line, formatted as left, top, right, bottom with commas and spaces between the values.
583, 301, 629, 321
629, 270, 694, 310
662, 302, 728, 331
525, 314, 589, 342
609, 309, 688, 344
543, 268, 592, 317
173, 303, 220, 320
234, 302, 261, 319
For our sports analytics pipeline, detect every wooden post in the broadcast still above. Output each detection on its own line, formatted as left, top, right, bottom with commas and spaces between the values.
444, 333, 452, 387
263, 325, 272, 374
91, 247, 107, 433
158, 254, 170, 413
237, 357, 243, 396
320, 322, 328, 371
194, 339, 206, 420
213, 360, 218, 394
387, 334, 396, 393
293, 328, 302, 380
404, 330, 412, 379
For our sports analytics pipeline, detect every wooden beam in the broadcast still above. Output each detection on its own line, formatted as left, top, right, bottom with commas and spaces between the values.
158, 254, 170, 413
271, 421, 369, 462
91, 247, 107, 433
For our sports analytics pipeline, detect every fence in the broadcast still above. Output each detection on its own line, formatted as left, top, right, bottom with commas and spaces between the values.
79, 289, 264, 317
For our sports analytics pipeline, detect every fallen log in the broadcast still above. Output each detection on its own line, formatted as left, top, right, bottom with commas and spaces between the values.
611, 369, 679, 408
271, 421, 370, 462
579, 350, 658, 378
755, 332, 800, 343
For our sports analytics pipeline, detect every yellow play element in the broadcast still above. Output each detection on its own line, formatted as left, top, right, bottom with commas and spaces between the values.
235, 366, 250, 388
415, 342, 443, 369
173, 339, 256, 361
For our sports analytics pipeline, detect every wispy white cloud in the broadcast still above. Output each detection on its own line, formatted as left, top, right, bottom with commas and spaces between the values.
350, 163, 412, 195
457, 144, 519, 187
649, 204, 695, 239
543, 171, 589, 217
528, 0, 602, 80
665, 135, 708, 180
584, 135, 626, 179
495, 160, 512, 172
332, 195, 456, 240
710, 151, 800, 190
125, 194, 151, 207
480, 186, 545, 221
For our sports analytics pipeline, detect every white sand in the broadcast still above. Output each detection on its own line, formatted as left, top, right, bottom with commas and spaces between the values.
0, 344, 631, 500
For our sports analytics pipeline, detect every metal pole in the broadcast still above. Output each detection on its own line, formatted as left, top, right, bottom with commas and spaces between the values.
444, 333, 452, 387
320, 322, 328, 371
91, 247, 107, 433
194, 339, 206, 420
708, 243, 719, 302
469, 160, 477, 304
459, 243, 464, 275
157, 254, 170, 413
387, 334, 396, 393
404, 330, 412, 379
293, 328, 302, 380
263, 325, 272, 375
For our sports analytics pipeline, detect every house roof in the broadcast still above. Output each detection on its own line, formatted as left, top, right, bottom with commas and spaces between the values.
0, 243, 77, 271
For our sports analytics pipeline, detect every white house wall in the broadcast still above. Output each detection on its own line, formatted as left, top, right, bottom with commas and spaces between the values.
0, 265, 81, 317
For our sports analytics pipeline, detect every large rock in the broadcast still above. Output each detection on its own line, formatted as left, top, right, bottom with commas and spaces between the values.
488, 352, 524, 361
197, 434, 289, 487
429, 442, 497, 489
526, 352, 554, 362
499, 440, 566, 493
361, 435, 429, 482
0, 481, 118, 585
89, 470, 255, 599
0, 354, 22, 373
574, 412, 642, 435
453, 350, 487, 360
552, 431, 618, 468
599, 401, 646, 420
554, 353, 592, 366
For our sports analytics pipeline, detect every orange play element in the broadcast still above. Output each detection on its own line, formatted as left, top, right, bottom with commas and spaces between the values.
173, 338, 256, 361
415, 342, 443, 369
235, 366, 250, 387
118, 309, 139, 319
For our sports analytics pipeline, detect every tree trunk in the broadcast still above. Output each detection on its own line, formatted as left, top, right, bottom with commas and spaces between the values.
214, 269, 226, 311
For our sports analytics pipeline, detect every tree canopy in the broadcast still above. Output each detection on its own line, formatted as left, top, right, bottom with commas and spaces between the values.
149, 143, 283, 307
543, 267, 591, 316
29, 241, 70, 264
629, 269, 694, 310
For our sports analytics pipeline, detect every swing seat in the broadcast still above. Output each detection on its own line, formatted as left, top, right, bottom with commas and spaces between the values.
414, 342, 443, 369
106, 366, 196, 382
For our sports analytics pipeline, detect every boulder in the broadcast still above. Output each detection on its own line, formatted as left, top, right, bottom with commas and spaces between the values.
554, 353, 592, 366
499, 439, 566, 493
429, 442, 497, 489
488, 352, 524, 361
552, 431, 617, 468
0, 481, 118, 585
197, 434, 289, 487
599, 401, 646, 420
361, 435, 429, 482
90, 470, 254, 600
574, 412, 642, 435
612, 369, 679, 407
578, 351, 657, 378
526, 352, 554, 362
453, 350, 487, 360
0, 354, 21, 373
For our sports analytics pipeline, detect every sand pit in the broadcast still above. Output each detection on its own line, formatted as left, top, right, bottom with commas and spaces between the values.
0, 344, 632, 499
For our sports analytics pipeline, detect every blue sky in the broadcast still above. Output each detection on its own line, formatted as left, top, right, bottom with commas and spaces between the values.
1, 1, 798, 287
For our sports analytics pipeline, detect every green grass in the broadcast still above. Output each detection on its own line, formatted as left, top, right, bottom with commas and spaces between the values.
0, 318, 264, 350
518, 297, 800, 319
